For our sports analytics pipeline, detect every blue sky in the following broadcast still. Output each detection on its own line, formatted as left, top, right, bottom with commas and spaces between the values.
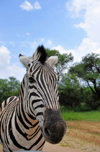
0, 0, 100, 80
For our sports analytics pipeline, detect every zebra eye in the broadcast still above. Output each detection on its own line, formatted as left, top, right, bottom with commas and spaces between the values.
28, 63, 31, 67
29, 77, 35, 83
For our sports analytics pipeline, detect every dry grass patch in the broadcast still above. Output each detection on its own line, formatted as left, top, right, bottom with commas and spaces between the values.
60, 121, 100, 152
67, 121, 100, 146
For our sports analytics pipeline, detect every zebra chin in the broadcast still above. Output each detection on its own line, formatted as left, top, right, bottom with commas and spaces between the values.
43, 108, 66, 144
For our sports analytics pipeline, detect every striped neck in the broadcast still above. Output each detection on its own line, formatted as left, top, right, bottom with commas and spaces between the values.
19, 74, 44, 129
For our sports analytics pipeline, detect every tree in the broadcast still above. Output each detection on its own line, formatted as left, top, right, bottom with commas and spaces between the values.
69, 53, 100, 109
0, 77, 20, 104
46, 48, 73, 76
59, 73, 82, 109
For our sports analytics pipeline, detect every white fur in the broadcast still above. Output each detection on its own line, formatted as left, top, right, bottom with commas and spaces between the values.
19, 55, 31, 68
46, 56, 58, 68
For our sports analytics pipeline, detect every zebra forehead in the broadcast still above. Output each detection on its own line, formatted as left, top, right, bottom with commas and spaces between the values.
29, 61, 57, 77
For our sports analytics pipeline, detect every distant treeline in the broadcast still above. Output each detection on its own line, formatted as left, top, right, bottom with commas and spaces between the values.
0, 49, 100, 111
0, 77, 20, 105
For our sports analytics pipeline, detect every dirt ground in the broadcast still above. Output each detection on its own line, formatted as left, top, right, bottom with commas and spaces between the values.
0, 121, 100, 152
43, 142, 80, 152
0, 143, 79, 152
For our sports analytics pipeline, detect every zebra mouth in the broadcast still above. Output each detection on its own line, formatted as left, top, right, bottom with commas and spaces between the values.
43, 108, 66, 144
43, 121, 66, 144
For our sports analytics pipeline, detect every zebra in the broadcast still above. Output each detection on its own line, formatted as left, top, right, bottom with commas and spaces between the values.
0, 46, 66, 152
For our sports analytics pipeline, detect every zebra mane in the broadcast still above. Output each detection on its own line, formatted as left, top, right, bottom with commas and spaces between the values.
33, 45, 47, 64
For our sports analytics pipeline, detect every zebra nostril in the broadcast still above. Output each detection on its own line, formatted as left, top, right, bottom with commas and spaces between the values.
44, 127, 50, 136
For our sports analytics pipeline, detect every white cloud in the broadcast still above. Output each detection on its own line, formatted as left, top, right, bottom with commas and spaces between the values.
51, 45, 67, 54
51, 42, 99, 62
33, 1, 41, 10
66, 0, 100, 61
8, 64, 25, 81
71, 38, 99, 62
20, 0, 41, 11
0, 46, 25, 81
46, 40, 52, 46
51, 45, 80, 62
0, 46, 10, 67
39, 38, 45, 43
26, 32, 30, 36
20, 0, 33, 11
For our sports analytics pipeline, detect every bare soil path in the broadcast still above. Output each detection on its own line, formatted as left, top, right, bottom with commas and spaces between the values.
43, 142, 80, 152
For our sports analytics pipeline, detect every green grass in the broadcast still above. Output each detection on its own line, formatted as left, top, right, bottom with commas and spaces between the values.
61, 108, 100, 121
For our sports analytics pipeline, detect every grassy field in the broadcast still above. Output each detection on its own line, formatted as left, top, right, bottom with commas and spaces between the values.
61, 108, 100, 121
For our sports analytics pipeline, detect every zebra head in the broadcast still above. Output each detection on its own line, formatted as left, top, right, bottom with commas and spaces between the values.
19, 45, 66, 144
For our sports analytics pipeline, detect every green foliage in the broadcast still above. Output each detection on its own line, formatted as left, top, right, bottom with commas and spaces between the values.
46, 48, 73, 75
70, 53, 100, 91
0, 77, 20, 104
61, 106, 100, 121
46, 49, 59, 57
69, 53, 100, 110
59, 73, 82, 109
46, 50, 100, 111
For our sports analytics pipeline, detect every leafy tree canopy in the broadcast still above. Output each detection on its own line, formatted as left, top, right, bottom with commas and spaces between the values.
46, 48, 73, 75
0, 77, 20, 104
69, 53, 100, 95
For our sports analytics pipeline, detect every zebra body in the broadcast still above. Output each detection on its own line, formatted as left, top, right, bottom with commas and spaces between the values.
0, 46, 66, 152
0, 88, 44, 151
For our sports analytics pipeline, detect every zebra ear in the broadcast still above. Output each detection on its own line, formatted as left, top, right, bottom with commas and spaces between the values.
46, 55, 58, 68
33, 45, 47, 64
19, 54, 30, 68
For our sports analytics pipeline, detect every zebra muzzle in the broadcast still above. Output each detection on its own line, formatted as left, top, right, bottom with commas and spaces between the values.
43, 108, 66, 144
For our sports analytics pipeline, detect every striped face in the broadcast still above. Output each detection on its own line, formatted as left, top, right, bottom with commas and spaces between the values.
19, 46, 66, 144
28, 61, 59, 109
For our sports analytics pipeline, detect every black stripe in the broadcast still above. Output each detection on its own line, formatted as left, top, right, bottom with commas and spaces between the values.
36, 112, 43, 116
28, 126, 40, 136
29, 84, 37, 89
8, 147, 13, 152
4, 99, 7, 107
29, 133, 43, 150
23, 78, 25, 86
8, 111, 27, 149
34, 104, 44, 110
36, 70, 50, 106
18, 112, 29, 129
29, 92, 40, 100
15, 111, 28, 140
37, 140, 45, 151
9, 96, 15, 102
32, 121, 39, 128
27, 113, 36, 120
21, 101, 33, 126
21, 84, 24, 96
32, 99, 42, 105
